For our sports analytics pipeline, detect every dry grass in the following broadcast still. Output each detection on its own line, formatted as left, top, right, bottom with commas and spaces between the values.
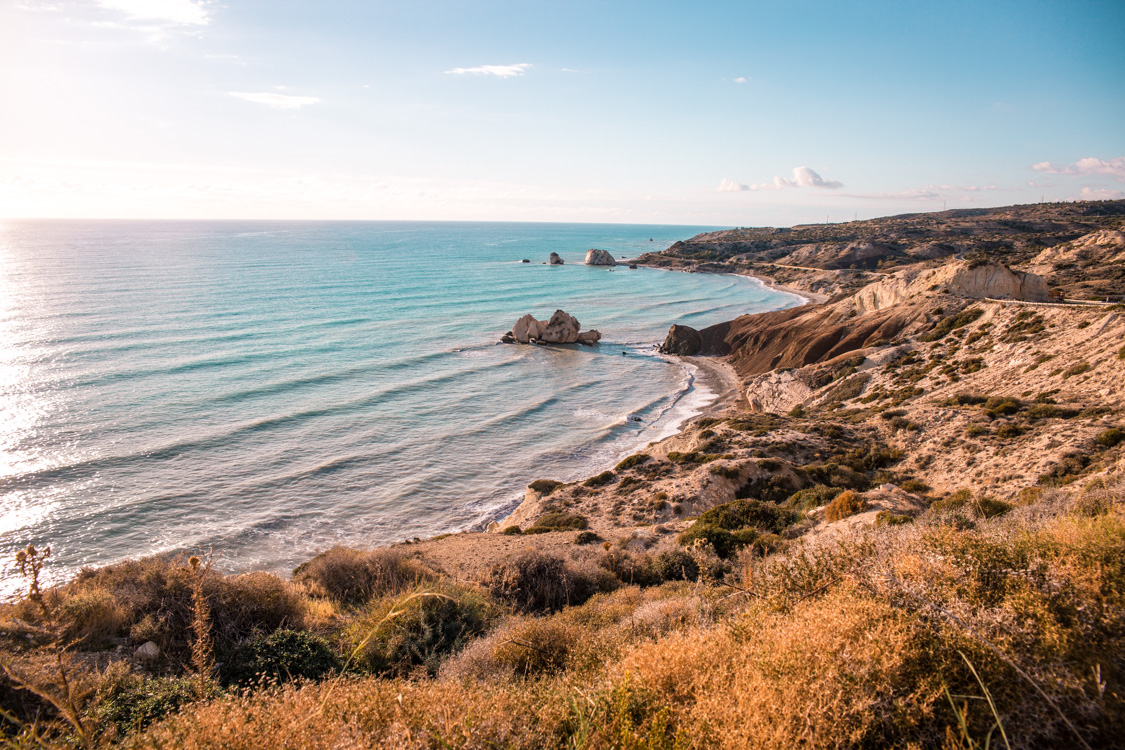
292, 546, 435, 605
3, 477, 1123, 748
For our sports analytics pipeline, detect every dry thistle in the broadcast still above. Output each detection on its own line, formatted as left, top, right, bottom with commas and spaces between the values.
188, 551, 215, 700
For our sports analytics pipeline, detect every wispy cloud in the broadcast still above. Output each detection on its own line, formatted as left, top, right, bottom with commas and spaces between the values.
97, 0, 211, 26
717, 179, 749, 192
1032, 157, 1125, 180
733, 76, 749, 84
844, 184, 999, 201
444, 63, 531, 78
1079, 187, 1125, 200
228, 92, 320, 109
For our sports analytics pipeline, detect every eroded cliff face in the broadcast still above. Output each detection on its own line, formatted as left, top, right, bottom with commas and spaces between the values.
852, 262, 1048, 313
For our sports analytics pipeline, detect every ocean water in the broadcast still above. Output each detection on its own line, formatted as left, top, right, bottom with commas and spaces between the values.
0, 220, 801, 594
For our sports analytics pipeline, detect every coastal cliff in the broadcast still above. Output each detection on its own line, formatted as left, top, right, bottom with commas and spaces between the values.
3, 201, 1124, 748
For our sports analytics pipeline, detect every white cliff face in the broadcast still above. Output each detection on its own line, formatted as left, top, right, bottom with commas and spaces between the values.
584, 248, 617, 266
852, 261, 1048, 313
743, 370, 814, 414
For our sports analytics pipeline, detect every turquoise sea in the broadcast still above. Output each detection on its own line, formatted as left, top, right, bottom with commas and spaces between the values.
0, 221, 801, 594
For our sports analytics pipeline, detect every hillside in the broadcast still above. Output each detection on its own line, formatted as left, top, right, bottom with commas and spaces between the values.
636, 200, 1125, 301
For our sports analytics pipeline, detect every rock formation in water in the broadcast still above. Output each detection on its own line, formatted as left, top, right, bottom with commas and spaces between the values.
584, 249, 617, 266
658, 324, 703, 355
549, 252, 564, 265
501, 309, 601, 345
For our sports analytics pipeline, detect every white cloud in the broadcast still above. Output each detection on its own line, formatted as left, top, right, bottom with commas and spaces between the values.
789, 166, 842, 189
736, 166, 844, 191
98, 0, 211, 26
228, 92, 321, 109
717, 179, 749, 192
444, 63, 531, 78
1033, 157, 1125, 180
1079, 187, 1125, 200
733, 77, 749, 84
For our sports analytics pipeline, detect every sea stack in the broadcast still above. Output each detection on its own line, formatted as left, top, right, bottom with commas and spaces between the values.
549, 252, 564, 265
501, 310, 601, 345
584, 248, 617, 266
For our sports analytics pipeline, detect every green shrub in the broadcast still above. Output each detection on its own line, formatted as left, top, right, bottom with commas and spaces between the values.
965, 424, 988, 437
652, 550, 699, 582
996, 424, 1024, 439
530, 511, 588, 531
678, 499, 796, 558
222, 629, 339, 686
1062, 362, 1092, 379
615, 453, 651, 471
787, 404, 805, 417
920, 308, 984, 341
696, 498, 796, 534
874, 511, 914, 527
343, 582, 496, 676
784, 484, 842, 511
1118, 344, 1125, 361
600, 550, 662, 587
984, 396, 1022, 417
95, 667, 196, 736
528, 479, 563, 495
501, 525, 522, 535
943, 393, 988, 406
708, 463, 742, 480
1096, 428, 1124, 448
574, 531, 602, 545
293, 547, 433, 605
583, 471, 616, 488
899, 478, 930, 494
486, 550, 614, 613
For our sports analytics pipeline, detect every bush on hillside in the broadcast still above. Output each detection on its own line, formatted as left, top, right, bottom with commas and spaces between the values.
342, 582, 496, 676
486, 550, 614, 613
293, 546, 433, 605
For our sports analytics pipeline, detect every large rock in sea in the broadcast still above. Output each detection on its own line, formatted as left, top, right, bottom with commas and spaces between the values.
512, 313, 540, 344
549, 252, 564, 265
577, 330, 601, 345
541, 309, 581, 343
584, 248, 617, 266
502, 310, 600, 345
659, 324, 702, 355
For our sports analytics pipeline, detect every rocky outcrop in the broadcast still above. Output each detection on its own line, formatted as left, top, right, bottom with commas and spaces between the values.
502, 310, 601, 345
541, 310, 581, 343
743, 369, 815, 414
852, 261, 1048, 313
549, 252, 564, 265
584, 249, 617, 266
577, 330, 602, 344
659, 324, 703, 356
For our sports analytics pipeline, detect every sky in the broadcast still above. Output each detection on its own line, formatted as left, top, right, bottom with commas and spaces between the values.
1, 0, 1123, 226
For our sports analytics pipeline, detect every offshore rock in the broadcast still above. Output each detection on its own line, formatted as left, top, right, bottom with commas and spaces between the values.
658, 324, 702, 356
504, 310, 600, 345
584, 248, 617, 266
512, 314, 540, 344
541, 309, 581, 343
549, 252, 564, 265
577, 330, 602, 345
